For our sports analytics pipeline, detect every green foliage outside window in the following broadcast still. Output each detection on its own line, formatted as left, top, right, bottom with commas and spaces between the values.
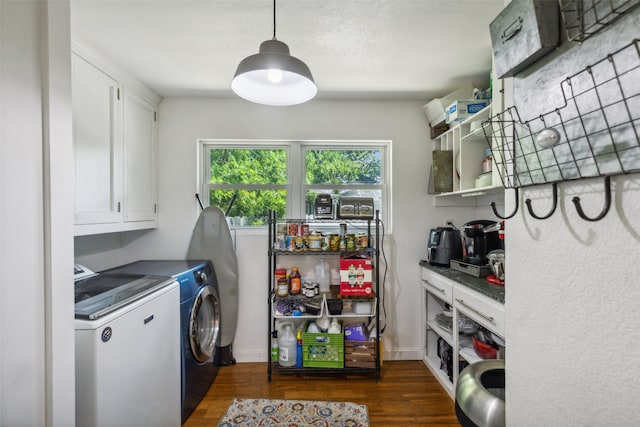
206, 147, 382, 225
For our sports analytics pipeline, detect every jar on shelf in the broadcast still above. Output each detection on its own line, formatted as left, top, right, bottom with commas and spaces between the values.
329, 234, 340, 251
482, 148, 493, 173
345, 234, 357, 251
276, 279, 289, 297
274, 268, 287, 291
308, 232, 322, 251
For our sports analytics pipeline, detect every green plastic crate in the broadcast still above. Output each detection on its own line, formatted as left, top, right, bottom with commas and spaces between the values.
302, 324, 344, 368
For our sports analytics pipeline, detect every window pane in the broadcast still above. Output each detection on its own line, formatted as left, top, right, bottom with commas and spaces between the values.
208, 189, 286, 225
305, 149, 381, 185
209, 148, 287, 185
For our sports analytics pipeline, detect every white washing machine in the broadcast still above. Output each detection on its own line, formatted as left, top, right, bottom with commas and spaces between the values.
74, 267, 181, 427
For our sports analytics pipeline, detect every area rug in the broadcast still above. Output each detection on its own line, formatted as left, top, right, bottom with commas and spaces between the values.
217, 398, 369, 427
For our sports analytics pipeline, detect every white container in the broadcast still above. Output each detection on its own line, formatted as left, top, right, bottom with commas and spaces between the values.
354, 301, 372, 315
422, 84, 473, 126
315, 259, 330, 293
278, 322, 297, 367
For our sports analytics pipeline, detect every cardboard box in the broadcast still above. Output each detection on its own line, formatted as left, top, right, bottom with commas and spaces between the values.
445, 99, 489, 124
339, 254, 373, 296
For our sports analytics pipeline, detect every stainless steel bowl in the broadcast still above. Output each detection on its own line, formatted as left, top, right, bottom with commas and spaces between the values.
487, 249, 505, 282
455, 360, 505, 427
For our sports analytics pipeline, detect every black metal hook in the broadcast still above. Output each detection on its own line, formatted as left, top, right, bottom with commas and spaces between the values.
491, 188, 519, 219
571, 176, 612, 222
525, 183, 558, 220
195, 193, 204, 211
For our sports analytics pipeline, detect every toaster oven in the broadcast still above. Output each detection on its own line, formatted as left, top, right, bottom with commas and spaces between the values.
337, 197, 374, 219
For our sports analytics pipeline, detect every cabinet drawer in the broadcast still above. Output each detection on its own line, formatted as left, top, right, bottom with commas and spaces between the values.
453, 285, 504, 337
421, 268, 453, 304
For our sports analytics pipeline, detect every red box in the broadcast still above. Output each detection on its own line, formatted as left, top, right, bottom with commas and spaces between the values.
339, 255, 373, 296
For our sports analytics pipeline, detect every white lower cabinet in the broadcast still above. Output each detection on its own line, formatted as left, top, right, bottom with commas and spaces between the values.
421, 266, 505, 399
72, 45, 160, 236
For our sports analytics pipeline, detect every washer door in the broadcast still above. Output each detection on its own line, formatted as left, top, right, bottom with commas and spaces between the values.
189, 285, 221, 363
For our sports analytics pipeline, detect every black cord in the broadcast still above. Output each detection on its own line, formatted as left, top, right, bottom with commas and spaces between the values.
379, 219, 387, 334
272, 0, 277, 39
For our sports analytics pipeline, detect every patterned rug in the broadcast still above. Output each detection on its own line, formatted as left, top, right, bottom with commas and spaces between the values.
217, 398, 369, 427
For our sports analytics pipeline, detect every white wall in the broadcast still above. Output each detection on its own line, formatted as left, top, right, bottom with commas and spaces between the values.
75, 96, 495, 362
1, 1, 75, 426
505, 10, 640, 426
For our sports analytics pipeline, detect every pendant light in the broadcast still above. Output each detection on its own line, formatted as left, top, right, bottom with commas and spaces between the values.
231, 0, 317, 106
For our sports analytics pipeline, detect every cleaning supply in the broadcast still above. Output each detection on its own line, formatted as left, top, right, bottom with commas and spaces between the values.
278, 322, 296, 367
296, 329, 303, 368
271, 331, 279, 362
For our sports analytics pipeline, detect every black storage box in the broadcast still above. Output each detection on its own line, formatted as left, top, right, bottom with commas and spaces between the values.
326, 298, 343, 315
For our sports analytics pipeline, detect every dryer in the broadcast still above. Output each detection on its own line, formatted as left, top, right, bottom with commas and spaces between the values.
102, 260, 221, 423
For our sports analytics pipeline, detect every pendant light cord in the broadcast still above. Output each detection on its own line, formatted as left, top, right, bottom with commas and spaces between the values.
272, 0, 277, 40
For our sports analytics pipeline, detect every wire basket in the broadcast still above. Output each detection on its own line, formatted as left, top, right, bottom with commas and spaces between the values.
483, 39, 640, 189
559, 0, 640, 43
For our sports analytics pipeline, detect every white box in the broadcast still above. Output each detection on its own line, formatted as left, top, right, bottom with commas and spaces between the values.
445, 99, 489, 124
422, 84, 473, 126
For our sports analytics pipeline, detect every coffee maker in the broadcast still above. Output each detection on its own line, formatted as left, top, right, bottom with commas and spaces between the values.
461, 220, 502, 265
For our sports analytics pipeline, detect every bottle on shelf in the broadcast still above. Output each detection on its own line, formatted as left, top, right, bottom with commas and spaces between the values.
296, 329, 303, 368
271, 331, 279, 362
278, 323, 296, 367
289, 267, 301, 296
315, 259, 330, 294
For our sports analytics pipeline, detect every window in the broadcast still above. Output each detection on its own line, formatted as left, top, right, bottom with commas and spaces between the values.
199, 140, 390, 226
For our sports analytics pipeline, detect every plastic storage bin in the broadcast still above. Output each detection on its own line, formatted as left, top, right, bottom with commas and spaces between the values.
302, 322, 344, 368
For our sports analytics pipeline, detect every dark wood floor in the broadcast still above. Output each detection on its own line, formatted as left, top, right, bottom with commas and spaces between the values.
183, 360, 460, 426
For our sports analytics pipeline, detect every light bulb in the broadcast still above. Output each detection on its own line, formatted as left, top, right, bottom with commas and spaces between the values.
267, 68, 283, 83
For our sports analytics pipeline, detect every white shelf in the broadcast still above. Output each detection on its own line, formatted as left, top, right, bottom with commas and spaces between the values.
427, 319, 453, 346
423, 354, 454, 399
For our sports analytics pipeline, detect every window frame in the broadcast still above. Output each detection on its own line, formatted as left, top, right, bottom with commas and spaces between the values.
197, 139, 391, 227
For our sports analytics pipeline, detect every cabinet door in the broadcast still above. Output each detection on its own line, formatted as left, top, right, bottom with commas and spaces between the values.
72, 53, 122, 226
123, 89, 157, 223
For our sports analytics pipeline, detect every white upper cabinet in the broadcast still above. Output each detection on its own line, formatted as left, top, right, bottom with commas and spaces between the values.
72, 44, 160, 236
72, 53, 122, 227
123, 88, 157, 223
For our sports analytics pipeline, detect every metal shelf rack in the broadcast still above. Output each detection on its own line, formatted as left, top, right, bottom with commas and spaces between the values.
266, 211, 382, 382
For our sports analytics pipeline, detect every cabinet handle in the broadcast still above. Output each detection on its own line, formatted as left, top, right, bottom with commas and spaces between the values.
455, 298, 495, 324
422, 279, 445, 293
501, 16, 523, 42
117, 202, 121, 213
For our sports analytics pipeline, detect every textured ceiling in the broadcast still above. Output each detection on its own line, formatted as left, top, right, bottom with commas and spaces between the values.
70, 0, 505, 100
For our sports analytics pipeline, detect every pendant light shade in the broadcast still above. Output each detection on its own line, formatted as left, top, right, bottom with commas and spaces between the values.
231, 1, 317, 106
